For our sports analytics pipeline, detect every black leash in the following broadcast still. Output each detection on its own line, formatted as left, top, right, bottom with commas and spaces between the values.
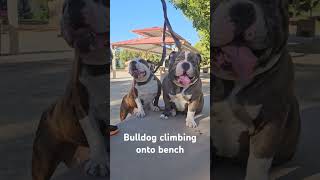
153, 0, 182, 74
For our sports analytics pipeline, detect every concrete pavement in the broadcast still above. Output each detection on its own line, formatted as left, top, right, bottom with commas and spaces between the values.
54, 58, 320, 180
1, 32, 320, 179
54, 72, 211, 180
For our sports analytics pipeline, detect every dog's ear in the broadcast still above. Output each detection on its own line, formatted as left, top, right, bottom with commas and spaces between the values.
169, 51, 178, 65
146, 60, 155, 71
195, 53, 202, 65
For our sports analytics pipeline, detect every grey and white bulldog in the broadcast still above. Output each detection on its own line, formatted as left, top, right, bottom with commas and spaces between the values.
212, 0, 300, 180
161, 51, 204, 128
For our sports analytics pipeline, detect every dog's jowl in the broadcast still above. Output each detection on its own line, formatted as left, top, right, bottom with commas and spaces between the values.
120, 58, 161, 120
212, 0, 300, 180
161, 51, 204, 128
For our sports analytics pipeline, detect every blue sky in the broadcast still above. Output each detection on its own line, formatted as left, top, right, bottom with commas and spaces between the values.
110, 0, 199, 45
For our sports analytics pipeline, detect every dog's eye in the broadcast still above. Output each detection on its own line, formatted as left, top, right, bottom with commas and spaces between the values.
138, 59, 145, 64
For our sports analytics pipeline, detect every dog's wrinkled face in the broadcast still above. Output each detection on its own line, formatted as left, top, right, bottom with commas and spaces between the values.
61, 0, 108, 53
168, 51, 201, 87
128, 58, 152, 82
212, 0, 289, 80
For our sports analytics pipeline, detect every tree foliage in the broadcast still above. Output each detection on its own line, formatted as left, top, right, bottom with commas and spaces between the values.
116, 49, 161, 63
169, 0, 210, 66
290, 0, 320, 17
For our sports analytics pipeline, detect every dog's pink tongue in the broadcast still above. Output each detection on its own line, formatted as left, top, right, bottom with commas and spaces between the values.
178, 75, 191, 86
222, 46, 257, 80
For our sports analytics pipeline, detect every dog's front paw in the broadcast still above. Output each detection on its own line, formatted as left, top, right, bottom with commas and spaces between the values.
160, 109, 172, 119
160, 109, 177, 119
133, 108, 145, 118
160, 113, 169, 119
186, 111, 197, 128
186, 116, 197, 128
186, 119, 197, 128
151, 105, 160, 112
84, 159, 109, 176
161, 109, 177, 119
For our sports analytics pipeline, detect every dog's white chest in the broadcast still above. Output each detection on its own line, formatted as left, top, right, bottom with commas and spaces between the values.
212, 100, 248, 158
136, 79, 158, 104
169, 93, 191, 112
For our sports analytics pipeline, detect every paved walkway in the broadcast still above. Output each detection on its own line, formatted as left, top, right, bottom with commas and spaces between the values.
0, 32, 320, 179
55, 71, 211, 180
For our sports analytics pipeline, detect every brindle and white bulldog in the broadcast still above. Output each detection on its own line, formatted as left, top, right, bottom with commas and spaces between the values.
120, 58, 162, 121
32, 0, 110, 180
161, 51, 204, 128
212, 0, 300, 180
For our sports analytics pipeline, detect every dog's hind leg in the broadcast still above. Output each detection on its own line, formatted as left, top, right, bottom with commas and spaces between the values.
32, 134, 62, 180
274, 97, 301, 165
245, 114, 287, 180
120, 95, 133, 121
60, 143, 79, 168
120, 108, 129, 121
32, 108, 63, 180
196, 93, 204, 114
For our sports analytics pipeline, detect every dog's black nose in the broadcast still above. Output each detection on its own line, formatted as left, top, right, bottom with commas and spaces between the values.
182, 62, 190, 71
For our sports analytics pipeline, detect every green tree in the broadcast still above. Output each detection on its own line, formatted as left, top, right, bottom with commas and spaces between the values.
194, 38, 209, 67
169, 0, 210, 67
290, 0, 320, 17
116, 49, 162, 67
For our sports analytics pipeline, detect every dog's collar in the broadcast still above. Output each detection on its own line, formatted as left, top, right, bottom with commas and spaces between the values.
213, 49, 283, 80
135, 74, 154, 86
